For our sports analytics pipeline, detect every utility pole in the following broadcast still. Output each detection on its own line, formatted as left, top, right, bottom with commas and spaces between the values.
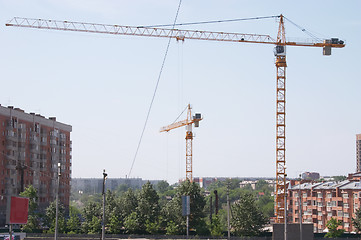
102, 169, 108, 240
209, 195, 213, 225
55, 163, 61, 240
299, 174, 302, 240
226, 181, 231, 240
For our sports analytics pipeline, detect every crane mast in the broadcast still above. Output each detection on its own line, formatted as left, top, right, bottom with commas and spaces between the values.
160, 104, 202, 181
6, 15, 345, 222
274, 15, 287, 223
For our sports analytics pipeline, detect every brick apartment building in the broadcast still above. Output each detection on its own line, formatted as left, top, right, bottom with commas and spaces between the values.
0, 105, 72, 226
288, 172, 361, 233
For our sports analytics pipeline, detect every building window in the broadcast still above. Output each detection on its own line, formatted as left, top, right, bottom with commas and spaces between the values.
318, 220, 323, 225
294, 192, 299, 198
318, 211, 323, 216
343, 193, 349, 198
344, 222, 350, 228
327, 212, 332, 217
317, 193, 322, 198
338, 211, 343, 217
303, 193, 307, 198
344, 203, 349, 208
327, 193, 332, 198
344, 212, 349, 218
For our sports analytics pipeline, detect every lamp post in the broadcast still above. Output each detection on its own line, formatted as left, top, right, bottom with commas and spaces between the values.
102, 169, 108, 240
55, 163, 61, 240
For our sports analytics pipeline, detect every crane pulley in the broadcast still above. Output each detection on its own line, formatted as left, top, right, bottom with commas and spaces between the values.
5, 14, 345, 223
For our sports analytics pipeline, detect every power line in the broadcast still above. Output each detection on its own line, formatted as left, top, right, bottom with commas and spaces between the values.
127, 0, 183, 178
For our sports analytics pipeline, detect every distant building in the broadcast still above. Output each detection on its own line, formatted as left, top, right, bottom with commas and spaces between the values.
0, 105, 72, 226
287, 172, 361, 233
193, 177, 217, 188
72, 178, 160, 194
357, 134, 361, 172
301, 172, 320, 180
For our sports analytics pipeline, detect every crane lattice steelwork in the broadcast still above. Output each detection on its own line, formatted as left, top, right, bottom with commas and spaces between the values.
6, 15, 345, 223
160, 104, 202, 181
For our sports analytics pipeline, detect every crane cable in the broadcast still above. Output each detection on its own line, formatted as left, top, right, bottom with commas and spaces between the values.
283, 16, 323, 41
140, 15, 280, 28
127, 0, 183, 178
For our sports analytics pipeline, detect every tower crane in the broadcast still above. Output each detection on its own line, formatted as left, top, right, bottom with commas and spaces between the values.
6, 15, 345, 223
160, 104, 202, 181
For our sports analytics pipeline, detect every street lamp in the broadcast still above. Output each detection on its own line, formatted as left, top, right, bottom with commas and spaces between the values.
102, 170, 108, 240
55, 163, 61, 240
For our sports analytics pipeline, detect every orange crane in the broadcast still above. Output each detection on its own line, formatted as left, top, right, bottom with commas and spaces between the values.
160, 104, 202, 181
6, 15, 345, 223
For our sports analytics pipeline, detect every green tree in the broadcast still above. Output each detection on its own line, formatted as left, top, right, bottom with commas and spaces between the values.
332, 176, 347, 182
45, 201, 66, 234
67, 205, 81, 234
124, 212, 139, 234
19, 185, 40, 232
162, 198, 184, 235
136, 181, 160, 233
210, 215, 224, 237
156, 180, 170, 194
352, 208, 361, 233
231, 192, 267, 236
177, 180, 206, 228
88, 215, 102, 234
119, 188, 138, 217
325, 218, 345, 238
81, 201, 101, 234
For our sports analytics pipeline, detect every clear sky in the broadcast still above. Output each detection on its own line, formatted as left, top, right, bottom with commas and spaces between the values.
0, 0, 360, 184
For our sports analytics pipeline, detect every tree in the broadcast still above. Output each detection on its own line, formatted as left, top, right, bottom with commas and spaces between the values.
19, 185, 40, 232
156, 180, 170, 194
124, 212, 139, 234
45, 201, 66, 234
162, 198, 184, 235
210, 215, 224, 237
119, 188, 138, 217
136, 181, 160, 233
177, 180, 206, 228
81, 201, 101, 234
325, 218, 345, 238
352, 208, 361, 233
231, 192, 267, 236
332, 176, 347, 182
67, 206, 81, 234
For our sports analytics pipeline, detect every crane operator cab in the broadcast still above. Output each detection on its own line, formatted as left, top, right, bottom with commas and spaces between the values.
274, 45, 286, 56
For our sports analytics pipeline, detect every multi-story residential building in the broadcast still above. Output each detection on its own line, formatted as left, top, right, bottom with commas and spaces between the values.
288, 172, 361, 233
0, 105, 72, 226
72, 177, 155, 194
357, 134, 361, 172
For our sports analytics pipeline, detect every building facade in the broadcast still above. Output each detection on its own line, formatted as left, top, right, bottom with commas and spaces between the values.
288, 173, 361, 233
0, 105, 72, 226
357, 134, 361, 172
72, 177, 151, 194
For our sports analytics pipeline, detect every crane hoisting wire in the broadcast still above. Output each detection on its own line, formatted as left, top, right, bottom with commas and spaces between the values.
127, 0, 183, 178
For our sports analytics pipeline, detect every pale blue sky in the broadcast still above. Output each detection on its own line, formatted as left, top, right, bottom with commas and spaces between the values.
0, 0, 360, 183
